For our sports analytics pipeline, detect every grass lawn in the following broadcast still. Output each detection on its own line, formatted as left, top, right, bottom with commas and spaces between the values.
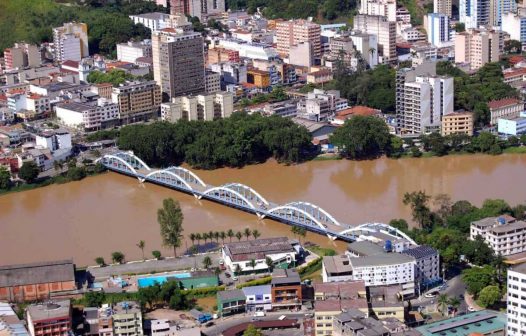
504, 146, 526, 154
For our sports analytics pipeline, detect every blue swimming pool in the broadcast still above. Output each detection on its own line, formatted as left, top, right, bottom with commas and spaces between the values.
137, 273, 191, 288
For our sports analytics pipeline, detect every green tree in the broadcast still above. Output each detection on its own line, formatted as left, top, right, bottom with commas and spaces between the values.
252, 229, 261, 240
520, 134, 526, 145
220, 231, 226, 244
508, 136, 519, 147
202, 256, 212, 269
454, 22, 465, 32
449, 296, 461, 316
462, 266, 497, 298
94, 257, 106, 266
243, 324, 263, 336
195, 233, 202, 248
189, 233, 196, 247
462, 235, 496, 266
410, 146, 422, 157
249, 259, 257, 274
437, 294, 449, 316
158, 198, 184, 257
403, 191, 433, 230
0, 166, 11, 190
330, 116, 391, 159
504, 40, 522, 54
137, 240, 146, 260
214, 231, 220, 243
388, 219, 409, 233
18, 161, 39, 183
67, 166, 87, 181
227, 229, 234, 242
152, 250, 162, 260
236, 231, 243, 241
111, 251, 125, 264
234, 264, 242, 275
477, 285, 501, 308
84, 291, 106, 307
265, 256, 273, 272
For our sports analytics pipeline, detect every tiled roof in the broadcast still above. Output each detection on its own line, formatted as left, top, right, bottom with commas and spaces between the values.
487, 98, 521, 109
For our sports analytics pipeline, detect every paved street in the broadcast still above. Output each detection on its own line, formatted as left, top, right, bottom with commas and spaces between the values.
413, 274, 468, 315
87, 252, 221, 280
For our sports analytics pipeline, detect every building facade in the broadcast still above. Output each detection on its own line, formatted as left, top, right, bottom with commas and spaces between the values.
111, 81, 161, 124
471, 216, 526, 256
160, 92, 233, 122
276, 20, 321, 59
488, 98, 523, 125
508, 264, 526, 335
498, 116, 526, 137
53, 22, 89, 62
455, 28, 501, 71
402, 245, 440, 288
441, 111, 474, 136
427, 13, 451, 48
26, 301, 71, 336
353, 15, 396, 63
434, 0, 452, 17
270, 269, 302, 310
116, 40, 152, 64
3, 43, 41, 71
112, 302, 143, 336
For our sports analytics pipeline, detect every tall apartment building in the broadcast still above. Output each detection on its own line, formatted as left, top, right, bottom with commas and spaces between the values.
502, 11, 526, 50
359, 0, 397, 22
454, 28, 501, 71
427, 13, 451, 48
53, 22, 89, 62
434, 0, 452, 17
349, 31, 378, 68
492, 0, 518, 27
460, 0, 491, 28
116, 40, 152, 64
151, 16, 205, 98
353, 15, 396, 63
441, 111, 474, 136
169, 0, 226, 21
111, 81, 161, 124
26, 301, 71, 336
470, 216, 526, 256
276, 20, 321, 59
396, 62, 454, 135
160, 92, 233, 122
112, 302, 143, 336
507, 264, 526, 335
3, 43, 41, 71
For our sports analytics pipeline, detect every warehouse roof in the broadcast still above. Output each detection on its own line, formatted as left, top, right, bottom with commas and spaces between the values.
0, 260, 75, 287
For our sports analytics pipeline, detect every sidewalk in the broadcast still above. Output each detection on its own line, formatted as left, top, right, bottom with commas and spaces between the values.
464, 292, 484, 311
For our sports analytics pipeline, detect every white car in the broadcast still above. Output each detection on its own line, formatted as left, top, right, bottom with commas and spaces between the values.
424, 292, 437, 298
468, 306, 476, 312
232, 276, 238, 281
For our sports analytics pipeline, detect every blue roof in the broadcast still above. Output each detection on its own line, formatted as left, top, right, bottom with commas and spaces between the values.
242, 285, 271, 296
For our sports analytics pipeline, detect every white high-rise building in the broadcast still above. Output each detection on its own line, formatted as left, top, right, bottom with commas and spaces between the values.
426, 13, 452, 47
492, 0, 518, 27
350, 31, 378, 68
116, 40, 152, 63
507, 264, 526, 335
434, 0, 452, 17
359, 0, 397, 22
459, 0, 491, 29
52, 22, 89, 62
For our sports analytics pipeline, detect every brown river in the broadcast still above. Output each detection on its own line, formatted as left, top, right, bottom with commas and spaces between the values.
1, 154, 526, 266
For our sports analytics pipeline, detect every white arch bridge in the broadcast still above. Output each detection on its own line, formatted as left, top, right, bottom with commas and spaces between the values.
97, 151, 415, 244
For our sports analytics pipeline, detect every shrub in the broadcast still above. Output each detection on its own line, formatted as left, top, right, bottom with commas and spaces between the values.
236, 277, 272, 289
95, 257, 106, 266
152, 250, 162, 260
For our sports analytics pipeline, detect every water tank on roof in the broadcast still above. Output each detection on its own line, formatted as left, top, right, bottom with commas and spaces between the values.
384, 240, 392, 252
498, 217, 506, 225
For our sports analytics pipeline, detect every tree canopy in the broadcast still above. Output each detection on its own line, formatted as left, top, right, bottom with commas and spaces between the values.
18, 162, 40, 183
158, 198, 184, 257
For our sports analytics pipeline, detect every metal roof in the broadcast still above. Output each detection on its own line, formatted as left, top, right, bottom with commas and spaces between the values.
0, 260, 75, 287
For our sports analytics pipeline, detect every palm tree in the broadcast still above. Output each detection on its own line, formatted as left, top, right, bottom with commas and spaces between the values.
252, 229, 261, 240
243, 228, 252, 240
291, 226, 298, 238
297, 227, 307, 243
208, 231, 214, 243
189, 233, 196, 247
235, 231, 243, 241
213, 231, 220, 243
203, 232, 209, 245
202, 256, 212, 269
265, 256, 273, 272
448, 296, 461, 317
493, 253, 506, 283
249, 259, 257, 274
195, 233, 202, 251
136, 240, 146, 260
227, 229, 234, 242
437, 294, 449, 316
220, 231, 226, 244
234, 264, 242, 276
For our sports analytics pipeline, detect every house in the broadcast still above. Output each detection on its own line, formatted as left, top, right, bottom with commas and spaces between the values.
369, 286, 405, 322
0, 260, 76, 302
333, 310, 390, 336
150, 319, 179, 336
222, 237, 302, 275
217, 290, 246, 316
470, 216, 526, 256
331, 106, 381, 126
488, 98, 523, 125
270, 269, 302, 310
307, 69, 333, 84
26, 301, 71, 336
242, 285, 272, 312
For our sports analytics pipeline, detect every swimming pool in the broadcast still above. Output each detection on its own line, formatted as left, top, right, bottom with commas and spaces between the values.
137, 273, 191, 288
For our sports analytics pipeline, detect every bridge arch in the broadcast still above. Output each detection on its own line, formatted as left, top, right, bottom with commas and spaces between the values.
264, 204, 329, 232
142, 169, 197, 195
113, 151, 151, 171
200, 186, 259, 212
222, 183, 270, 206
338, 222, 417, 245
97, 154, 140, 175
285, 201, 341, 227
163, 167, 206, 187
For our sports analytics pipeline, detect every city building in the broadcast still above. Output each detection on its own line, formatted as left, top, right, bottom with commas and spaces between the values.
151, 19, 205, 98
426, 13, 451, 48
129, 12, 170, 31
242, 285, 272, 313
55, 99, 120, 131
7, 93, 50, 118
216, 39, 279, 61
369, 286, 405, 321
349, 31, 379, 68
460, 0, 491, 28
112, 302, 143, 336
270, 268, 302, 310
0, 260, 76, 302
441, 111, 474, 136
507, 263, 526, 335
306, 69, 333, 85
401, 245, 441, 289
217, 289, 246, 316
111, 81, 161, 124
221, 237, 302, 274
502, 12, 526, 50
53, 22, 89, 62
359, 0, 397, 22
396, 63, 454, 135
207, 48, 240, 64
168, 0, 226, 22
289, 42, 314, 67
276, 19, 321, 59
91, 83, 113, 99
3, 43, 41, 71
247, 68, 271, 88
160, 92, 233, 122
26, 301, 71, 336
205, 70, 221, 94
209, 62, 248, 87
416, 310, 506, 335
498, 116, 526, 137
492, 0, 518, 28
455, 28, 501, 71
116, 40, 152, 64
296, 89, 348, 122
488, 97, 523, 125
331, 105, 380, 126
263, 100, 298, 118
353, 15, 396, 63
35, 130, 72, 152
434, 0, 452, 17
150, 319, 179, 336
0, 302, 29, 336
470, 216, 526, 256
333, 310, 389, 336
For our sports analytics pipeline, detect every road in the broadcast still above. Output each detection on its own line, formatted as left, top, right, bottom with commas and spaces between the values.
413, 275, 468, 314
202, 312, 308, 336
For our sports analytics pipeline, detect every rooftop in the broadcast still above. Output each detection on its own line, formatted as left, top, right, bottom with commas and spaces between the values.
347, 241, 385, 257
489, 220, 526, 234
271, 268, 301, 285
323, 255, 353, 274
350, 253, 415, 268
223, 237, 296, 262
129, 12, 169, 20
113, 301, 141, 314
0, 260, 75, 288
26, 301, 71, 322
217, 289, 245, 302
241, 285, 271, 296
402, 245, 438, 259
487, 97, 521, 110
337, 106, 380, 118
415, 310, 506, 336
56, 101, 94, 112
314, 299, 342, 312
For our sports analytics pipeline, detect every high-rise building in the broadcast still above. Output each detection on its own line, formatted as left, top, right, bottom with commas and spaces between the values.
111, 81, 162, 124
112, 302, 143, 336
169, 0, 225, 21
454, 28, 501, 70
3, 43, 41, 71
396, 62, 454, 135
359, 0, 397, 22
458, 0, 512, 28
434, 0, 452, 17
52, 22, 89, 62
152, 15, 205, 98
276, 19, 322, 59
350, 31, 378, 68
427, 13, 452, 47
507, 264, 526, 334
492, 0, 518, 27
160, 92, 233, 122
502, 11, 526, 48
116, 40, 152, 64
353, 15, 396, 63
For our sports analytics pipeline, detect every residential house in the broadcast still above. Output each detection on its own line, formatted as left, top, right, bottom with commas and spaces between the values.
270, 269, 302, 310
217, 289, 246, 316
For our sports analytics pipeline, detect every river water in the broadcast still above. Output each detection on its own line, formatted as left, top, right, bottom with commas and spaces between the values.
1, 154, 525, 266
